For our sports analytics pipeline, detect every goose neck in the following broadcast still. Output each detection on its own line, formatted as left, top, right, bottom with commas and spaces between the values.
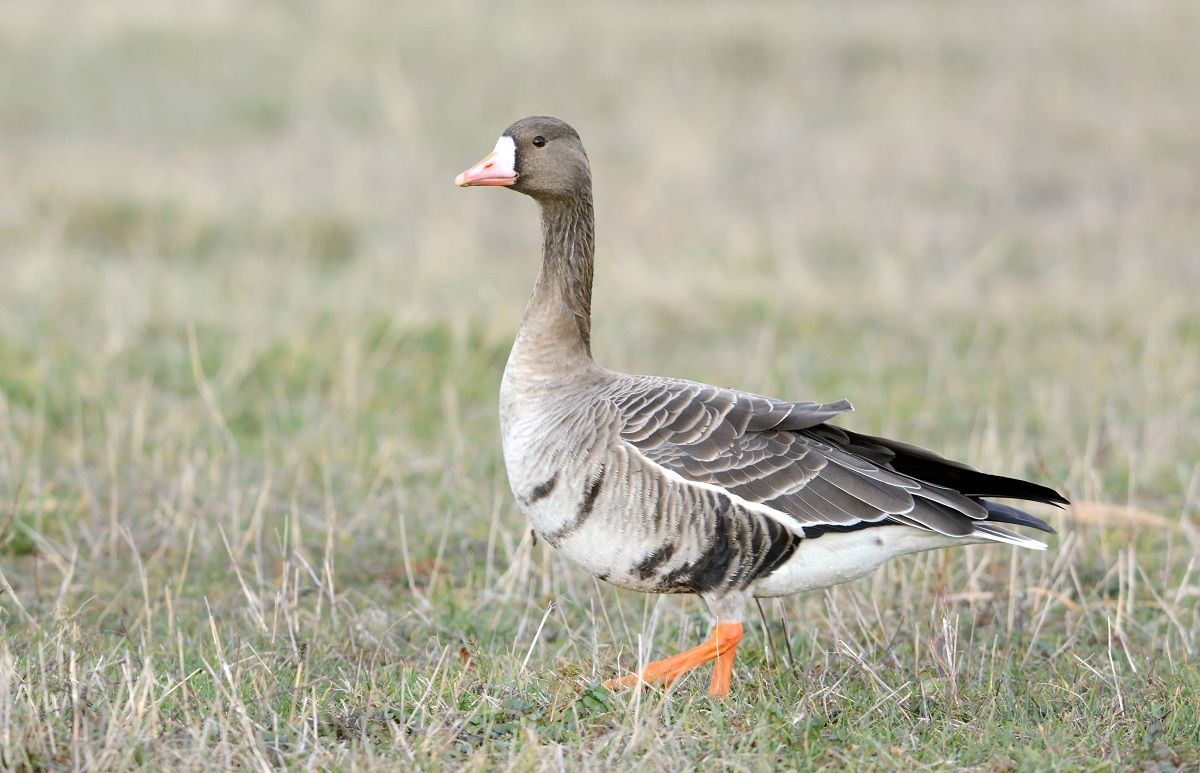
515, 194, 596, 368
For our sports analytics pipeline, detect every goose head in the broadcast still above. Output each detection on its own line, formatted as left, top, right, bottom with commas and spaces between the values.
455, 116, 590, 201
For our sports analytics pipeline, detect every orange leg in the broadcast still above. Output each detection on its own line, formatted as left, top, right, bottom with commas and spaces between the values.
709, 622, 742, 696
606, 622, 744, 696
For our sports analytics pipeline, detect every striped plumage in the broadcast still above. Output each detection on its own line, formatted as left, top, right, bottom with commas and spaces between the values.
458, 116, 1068, 696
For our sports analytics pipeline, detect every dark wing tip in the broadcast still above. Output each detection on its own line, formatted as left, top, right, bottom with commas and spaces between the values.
945, 470, 1070, 510
1017, 480, 1070, 509
981, 500, 1058, 534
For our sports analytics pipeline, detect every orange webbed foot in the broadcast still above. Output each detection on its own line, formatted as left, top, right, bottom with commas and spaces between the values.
606, 622, 744, 697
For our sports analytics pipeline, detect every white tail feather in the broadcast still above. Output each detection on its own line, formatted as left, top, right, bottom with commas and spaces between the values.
972, 522, 1048, 550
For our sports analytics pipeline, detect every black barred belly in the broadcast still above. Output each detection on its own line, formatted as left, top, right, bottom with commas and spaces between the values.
609, 470, 802, 597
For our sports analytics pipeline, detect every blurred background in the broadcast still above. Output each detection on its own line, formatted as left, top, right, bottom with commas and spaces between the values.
1, 1, 1197, 767
4, 2, 1197, 458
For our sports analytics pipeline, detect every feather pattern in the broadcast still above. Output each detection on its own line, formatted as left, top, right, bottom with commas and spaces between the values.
602, 375, 1054, 544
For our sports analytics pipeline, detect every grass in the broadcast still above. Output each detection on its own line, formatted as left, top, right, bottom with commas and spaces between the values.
1, 0, 1198, 769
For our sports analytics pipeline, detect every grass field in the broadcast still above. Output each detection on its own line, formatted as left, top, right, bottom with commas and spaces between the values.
2, 1, 1199, 769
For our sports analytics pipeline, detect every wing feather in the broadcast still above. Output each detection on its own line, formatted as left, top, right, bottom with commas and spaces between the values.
610, 375, 1062, 542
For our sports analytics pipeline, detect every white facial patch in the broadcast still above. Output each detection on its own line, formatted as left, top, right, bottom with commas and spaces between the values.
493, 135, 516, 174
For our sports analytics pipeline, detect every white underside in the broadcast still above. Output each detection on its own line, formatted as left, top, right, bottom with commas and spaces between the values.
750, 526, 970, 597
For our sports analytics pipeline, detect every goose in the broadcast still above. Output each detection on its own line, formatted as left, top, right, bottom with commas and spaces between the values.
455, 116, 1067, 697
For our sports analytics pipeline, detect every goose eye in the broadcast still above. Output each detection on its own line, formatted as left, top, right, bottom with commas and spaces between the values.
531, 135, 546, 147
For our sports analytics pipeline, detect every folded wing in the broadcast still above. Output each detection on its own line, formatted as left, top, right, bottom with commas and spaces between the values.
612, 376, 1064, 547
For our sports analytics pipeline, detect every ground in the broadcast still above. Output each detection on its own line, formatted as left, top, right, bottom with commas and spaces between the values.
1, 1, 1198, 769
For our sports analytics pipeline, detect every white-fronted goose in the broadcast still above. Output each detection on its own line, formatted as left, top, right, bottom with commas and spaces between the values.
456, 116, 1067, 697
